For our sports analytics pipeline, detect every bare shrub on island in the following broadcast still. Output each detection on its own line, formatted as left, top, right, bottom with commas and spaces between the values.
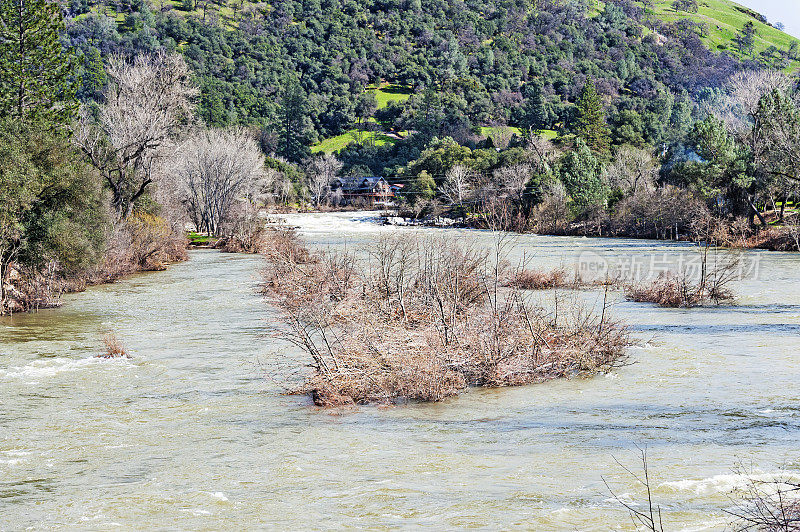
624, 216, 741, 307
263, 233, 629, 406
503, 268, 570, 290
98, 333, 130, 358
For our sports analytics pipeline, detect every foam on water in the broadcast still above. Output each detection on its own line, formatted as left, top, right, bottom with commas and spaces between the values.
0, 356, 131, 381
277, 211, 391, 235
661, 471, 800, 495
677, 518, 730, 532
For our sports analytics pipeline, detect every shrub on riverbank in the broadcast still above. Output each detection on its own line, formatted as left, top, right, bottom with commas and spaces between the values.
2, 214, 187, 315
263, 234, 629, 406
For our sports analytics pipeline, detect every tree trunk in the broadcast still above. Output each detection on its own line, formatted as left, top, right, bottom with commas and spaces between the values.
780, 194, 787, 222
747, 195, 767, 227
0, 257, 7, 313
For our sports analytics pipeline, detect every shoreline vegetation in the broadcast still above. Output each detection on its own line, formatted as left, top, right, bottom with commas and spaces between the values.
378, 208, 800, 252
5, 0, 800, 318
1, 212, 188, 316
260, 227, 630, 406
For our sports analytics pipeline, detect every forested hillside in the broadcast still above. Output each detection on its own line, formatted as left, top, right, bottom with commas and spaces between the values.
64, 0, 799, 163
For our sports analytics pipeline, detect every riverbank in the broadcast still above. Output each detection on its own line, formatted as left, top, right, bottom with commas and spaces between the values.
1, 222, 187, 315
377, 211, 800, 252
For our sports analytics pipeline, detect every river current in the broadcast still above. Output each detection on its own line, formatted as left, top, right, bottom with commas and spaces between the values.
2, 212, 799, 530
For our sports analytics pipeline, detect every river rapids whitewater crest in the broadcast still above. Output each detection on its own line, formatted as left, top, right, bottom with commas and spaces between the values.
1, 211, 799, 530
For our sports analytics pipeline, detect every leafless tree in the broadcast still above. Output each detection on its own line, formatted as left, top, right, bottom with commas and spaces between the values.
173, 127, 266, 236
712, 70, 795, 225
441, 164, 474, 209
532, 182, 570, 234
494, 163, 531, 206
76, 52, 197, 218
719, 70, 792, 136
526, 133, 558, 172
753, 86, 800, 190
785, 217, 800, 251
306, 153, 342, 207
604, 146, 658, 195
273, 171, 296, 206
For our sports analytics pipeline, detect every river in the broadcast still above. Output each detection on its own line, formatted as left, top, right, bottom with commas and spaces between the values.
2, 212, 799, 530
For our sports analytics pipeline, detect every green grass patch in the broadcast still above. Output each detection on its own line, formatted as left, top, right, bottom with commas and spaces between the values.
366, 84, 413, 109
188, 232, 213, 244
538, 129, 558, 140
479, 126, 523, 138
478, 126, 557, 141
311, 129, 401, 154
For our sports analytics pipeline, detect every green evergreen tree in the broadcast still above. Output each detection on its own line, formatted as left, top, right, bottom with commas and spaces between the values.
574, 78, 610, 154
0, 0, 77, 125
523, 79, 548, 133
405, 170, 436, 202
279, 79, 312, 162
0, 119, 105, 310
736, 21, 757, 57
77, 47, 107, 102
559, 139, 607, 212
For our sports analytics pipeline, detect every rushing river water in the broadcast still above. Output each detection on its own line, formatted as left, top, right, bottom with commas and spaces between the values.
2, 212, 799, 530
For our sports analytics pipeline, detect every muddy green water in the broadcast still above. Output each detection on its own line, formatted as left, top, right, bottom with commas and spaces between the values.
2, 212, 799, 530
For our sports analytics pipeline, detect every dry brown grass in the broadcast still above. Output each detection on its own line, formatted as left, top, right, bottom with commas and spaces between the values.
98, 333, 130, 358
263, 234, 630, 406
503, 268, 570, 290
625, 272, 702, 308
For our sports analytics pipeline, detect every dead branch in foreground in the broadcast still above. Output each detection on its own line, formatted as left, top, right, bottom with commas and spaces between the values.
729, 469, 800, 531
603, 446, 665, 532
262, 229, 630, 406
606, 451, 800, 531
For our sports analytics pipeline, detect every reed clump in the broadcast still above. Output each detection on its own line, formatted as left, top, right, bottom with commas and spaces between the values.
263, 233, 630, 406
98, 333, 130, 358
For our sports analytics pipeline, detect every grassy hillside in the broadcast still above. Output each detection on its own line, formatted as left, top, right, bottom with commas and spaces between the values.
641, 0, 800, 70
